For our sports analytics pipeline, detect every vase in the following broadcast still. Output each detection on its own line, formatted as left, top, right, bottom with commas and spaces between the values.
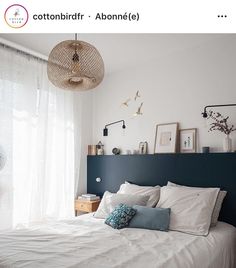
223, 135, 232, 152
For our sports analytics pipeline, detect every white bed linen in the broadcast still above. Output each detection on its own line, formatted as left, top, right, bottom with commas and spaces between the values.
0, 213, 235, 268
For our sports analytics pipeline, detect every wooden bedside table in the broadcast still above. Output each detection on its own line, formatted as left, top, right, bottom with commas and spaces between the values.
75, 199, 100, 215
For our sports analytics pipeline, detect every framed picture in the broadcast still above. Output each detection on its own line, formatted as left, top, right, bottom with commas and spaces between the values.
139, 141, 148, 154
180, 128, 197, 153
154, 123, 179, 153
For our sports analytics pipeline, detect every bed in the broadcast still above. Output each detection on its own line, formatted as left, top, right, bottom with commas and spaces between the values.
0, 153, 236, 268
0, 213, 235, 268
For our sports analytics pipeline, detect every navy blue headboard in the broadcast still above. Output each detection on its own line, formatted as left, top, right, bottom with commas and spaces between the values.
87, 153, 236, 227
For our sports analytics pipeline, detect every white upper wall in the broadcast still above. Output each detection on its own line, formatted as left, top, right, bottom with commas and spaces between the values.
92, 34, 236, 154
1, 34, 236, 155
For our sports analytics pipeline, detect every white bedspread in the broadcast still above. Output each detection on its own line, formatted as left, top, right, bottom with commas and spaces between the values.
0, 213, 235, 268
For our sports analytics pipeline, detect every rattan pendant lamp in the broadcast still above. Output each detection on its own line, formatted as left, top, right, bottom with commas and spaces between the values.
47, 34, 104, 91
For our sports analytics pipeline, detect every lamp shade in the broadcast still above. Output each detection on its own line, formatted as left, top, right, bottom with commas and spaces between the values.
47, 40, 104, 91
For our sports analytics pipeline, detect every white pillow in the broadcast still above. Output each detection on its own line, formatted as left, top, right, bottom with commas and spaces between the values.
117, 181, 160, 207
157, 186, 219, 236
94, 191, 149, 219
211, 191, 227, 226
167, 181, 227, 227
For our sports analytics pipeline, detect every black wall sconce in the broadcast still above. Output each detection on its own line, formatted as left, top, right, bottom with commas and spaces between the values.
103, 120, 126, 136
202, 103, 236, 118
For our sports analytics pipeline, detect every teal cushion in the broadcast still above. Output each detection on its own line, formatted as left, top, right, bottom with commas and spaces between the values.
128, 205, 170, 231
105, 204, 136, 229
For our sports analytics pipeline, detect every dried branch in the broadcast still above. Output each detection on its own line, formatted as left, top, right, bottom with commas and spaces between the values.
207, 110, 236, 135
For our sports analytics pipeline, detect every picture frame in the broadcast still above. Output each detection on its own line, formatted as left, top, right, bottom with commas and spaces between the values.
139, 141, 148, 154
154, 123, 179, 153
179, 128, 197, 153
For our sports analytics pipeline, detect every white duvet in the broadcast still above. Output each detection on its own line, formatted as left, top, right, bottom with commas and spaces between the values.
0, 213, 235, 268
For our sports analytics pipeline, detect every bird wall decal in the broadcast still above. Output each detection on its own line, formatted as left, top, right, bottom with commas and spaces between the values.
121, 98, 131, 107
120, 91, 144, 117
133, 102, 143, 116
134, 90, 141, 101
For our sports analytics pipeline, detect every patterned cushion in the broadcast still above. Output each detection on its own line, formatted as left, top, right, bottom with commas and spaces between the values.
105, 204, 136, 229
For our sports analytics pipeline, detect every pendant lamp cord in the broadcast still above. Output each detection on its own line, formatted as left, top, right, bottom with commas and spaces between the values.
74, 33, 78, 56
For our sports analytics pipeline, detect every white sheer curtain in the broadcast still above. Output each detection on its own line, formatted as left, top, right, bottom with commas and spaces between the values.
0, 45, 76, 227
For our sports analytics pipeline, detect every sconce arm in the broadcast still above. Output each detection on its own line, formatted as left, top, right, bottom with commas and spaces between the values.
202, 103, 236, 118
104, 120, 126, 129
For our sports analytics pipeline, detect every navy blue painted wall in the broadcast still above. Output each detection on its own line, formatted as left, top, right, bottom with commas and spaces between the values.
88, 153, 236, 227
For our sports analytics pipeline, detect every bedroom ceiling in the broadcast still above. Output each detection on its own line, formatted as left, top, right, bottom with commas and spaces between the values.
0, 34, 225, 74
